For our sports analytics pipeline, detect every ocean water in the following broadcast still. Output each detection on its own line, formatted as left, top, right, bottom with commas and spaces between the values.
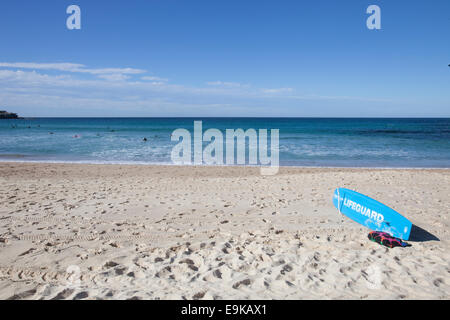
0, 118, 449, 168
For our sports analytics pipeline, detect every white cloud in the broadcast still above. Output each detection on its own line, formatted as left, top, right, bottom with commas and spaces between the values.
0, 62, 146, 81
261, 88, 293, 94
0, 62, 85, 72
206, 81, 243, 87
0, 61, 402, 116
97, 74, 131, 81
141, 76, 168, 82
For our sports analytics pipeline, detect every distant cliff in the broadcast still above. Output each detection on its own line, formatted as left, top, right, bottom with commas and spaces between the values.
0, 111, 20, 119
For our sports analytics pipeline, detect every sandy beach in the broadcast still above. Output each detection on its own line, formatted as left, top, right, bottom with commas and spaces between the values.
0, 162, 448, 300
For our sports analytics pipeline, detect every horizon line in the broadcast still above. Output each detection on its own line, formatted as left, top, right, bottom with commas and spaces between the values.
7, 116, 450, 119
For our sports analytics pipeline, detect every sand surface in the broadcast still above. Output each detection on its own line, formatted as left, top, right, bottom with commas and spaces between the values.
0, 162, 448, 300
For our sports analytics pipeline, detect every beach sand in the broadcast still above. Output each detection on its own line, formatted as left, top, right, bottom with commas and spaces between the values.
0, 162, 448, 300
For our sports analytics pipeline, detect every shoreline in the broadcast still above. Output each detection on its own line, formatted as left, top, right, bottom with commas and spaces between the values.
0, 162, 448, 299
0, 159, 449, 170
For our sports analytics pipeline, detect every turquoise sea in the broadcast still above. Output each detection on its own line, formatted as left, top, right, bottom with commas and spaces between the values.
0, 118, 449, 168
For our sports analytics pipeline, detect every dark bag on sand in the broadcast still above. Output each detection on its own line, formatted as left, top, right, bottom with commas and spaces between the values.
368, 231, 410, 248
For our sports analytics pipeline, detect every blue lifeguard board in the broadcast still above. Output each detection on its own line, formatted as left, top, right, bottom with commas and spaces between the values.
333, 188, 412, 240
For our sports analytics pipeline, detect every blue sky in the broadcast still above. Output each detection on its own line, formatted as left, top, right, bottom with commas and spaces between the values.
0, 0, 449, 117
